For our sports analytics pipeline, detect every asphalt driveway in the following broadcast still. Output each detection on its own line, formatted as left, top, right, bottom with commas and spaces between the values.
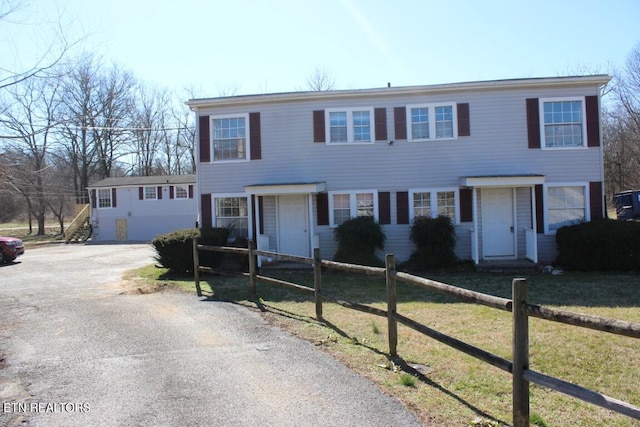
0, 243, 423, 426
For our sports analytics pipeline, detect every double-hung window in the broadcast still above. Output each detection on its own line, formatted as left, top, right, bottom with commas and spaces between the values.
540, 98, 586, 148
144, 186, 157, 200
214, 196, 249, 239
326, 108, 373, 143
328, 190, 377, 226
407, 103, 457, 141
211, 114, 249, 161
546, 185, 587, 232
175, 185, 188, 199
98, 189, 112, 208
409, 189, 459, 224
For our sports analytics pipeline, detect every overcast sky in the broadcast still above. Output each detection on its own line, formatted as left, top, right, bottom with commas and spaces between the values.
3, 0, 639, 98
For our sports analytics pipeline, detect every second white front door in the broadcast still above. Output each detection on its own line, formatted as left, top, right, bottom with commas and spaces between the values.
277, 195, 309, 257
482, 188, 515, 258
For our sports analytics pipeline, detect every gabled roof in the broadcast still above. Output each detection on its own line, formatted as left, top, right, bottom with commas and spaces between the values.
186, 75, 611, 109
90, 174, 196, 188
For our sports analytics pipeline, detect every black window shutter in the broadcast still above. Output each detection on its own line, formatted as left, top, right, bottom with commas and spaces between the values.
396, 191, 409, 224
258, 196, 265, 234
250, 112, 262, 159
201, 194, 212, 228
112, 188, 117, 208
590, 181, 604, 220
460, 188, 472, 222
199, 115, 210, 162
169, 186, 174, 199
139, 187, 144, 200
313, 110, 325, 143
374, 108, 387, 141
316, 193, 329, 225
378, 192, 390, 224
157, 186, 162, 200
394, 107, 407, 140
585, 96, 600, 147
457, 103, 470, 137
188, 185, 194, 199
91, 189, 97, 208
526, 98, 541, 149
535, 184, 544, 233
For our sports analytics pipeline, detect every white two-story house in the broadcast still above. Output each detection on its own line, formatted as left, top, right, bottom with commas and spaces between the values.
89, 175, 197, 242
186, 75, 610, 265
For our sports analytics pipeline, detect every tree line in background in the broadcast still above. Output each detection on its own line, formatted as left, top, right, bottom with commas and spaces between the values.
0, 53, 196, 233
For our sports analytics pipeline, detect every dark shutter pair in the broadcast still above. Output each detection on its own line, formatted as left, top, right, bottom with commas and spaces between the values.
199, 113, 262, 162
395, 189, 473, 225
534, 182, 603, 233
168, 185, 195, 199
526, 96, 600, 148
138, 187, 163, 200
392, 103, 471, 140
90, 188, 117, 208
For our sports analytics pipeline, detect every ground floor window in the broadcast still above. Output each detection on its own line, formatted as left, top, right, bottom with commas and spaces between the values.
547, 185, 586, 232
409, 188, 458, 223
144, 186, 157, 200
215, 197, 248, 239
175, 185, 188, 199
328, 190, 377, 226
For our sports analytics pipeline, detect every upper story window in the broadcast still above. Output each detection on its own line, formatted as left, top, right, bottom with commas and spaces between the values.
546, 185, 587, 233
328, 190, 378, 226
541, 98, 586, 148
98, 189, 112, 208
409, 188, 459, 224
326, 108, 373, 143
144, 186, 157, 200
212, 114, 249, 161
175, 185, 188, 199
407, 103, 457, 141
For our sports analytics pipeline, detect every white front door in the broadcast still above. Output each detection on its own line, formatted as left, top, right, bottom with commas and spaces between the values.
482, 188, 515, 258
277, 195, 309, 257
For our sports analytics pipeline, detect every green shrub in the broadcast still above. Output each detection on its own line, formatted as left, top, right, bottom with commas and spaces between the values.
555, 219, 640, 271
406, 215, 457, 271
333, 216, 386, 266
152, 227, 229, 273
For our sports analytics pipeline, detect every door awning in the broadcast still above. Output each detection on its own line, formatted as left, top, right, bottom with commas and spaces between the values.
461, 174, 545, 187
244, 182, 326, 195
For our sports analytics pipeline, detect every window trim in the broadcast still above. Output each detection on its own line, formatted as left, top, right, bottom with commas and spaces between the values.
327, 190, 378, 226
210, 113, 251, 163
543, 182, 590, 234
144, 186, 158, 200
409, 188, 460, 225
97, 188, 113, 209
406, 102, 458, 142
539, 97, 588, 150
325, 108, 375, 145
211, 193, 252, 239
174, 185, 189, 200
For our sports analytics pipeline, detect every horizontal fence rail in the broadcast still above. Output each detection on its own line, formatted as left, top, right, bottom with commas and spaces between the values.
193, 239, 640, 427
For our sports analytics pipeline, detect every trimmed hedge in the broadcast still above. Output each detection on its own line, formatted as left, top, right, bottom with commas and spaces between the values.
405, 215, 458, 271
333, 216, 386, 267
555, 219, 640, 271
152, 227, 229, 273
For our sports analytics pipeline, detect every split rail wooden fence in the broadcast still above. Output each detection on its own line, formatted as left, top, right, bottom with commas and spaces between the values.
193, 239, 640, 427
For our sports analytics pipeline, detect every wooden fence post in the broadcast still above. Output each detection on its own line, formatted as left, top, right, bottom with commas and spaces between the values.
386, 254, 398, 357
513, 278, 530, 427
313, 247, 323, 321
193, 237, 202, 297
248, 240, 257, 301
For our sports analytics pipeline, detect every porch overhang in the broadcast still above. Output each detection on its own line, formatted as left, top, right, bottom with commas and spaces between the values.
461, 174, 545, 188
244, 182, 326, 196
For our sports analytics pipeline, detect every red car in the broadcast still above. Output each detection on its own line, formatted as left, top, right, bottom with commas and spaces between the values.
0, 237, 25, 263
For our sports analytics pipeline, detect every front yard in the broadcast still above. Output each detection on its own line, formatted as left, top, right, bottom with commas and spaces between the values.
135, 265, 640, 427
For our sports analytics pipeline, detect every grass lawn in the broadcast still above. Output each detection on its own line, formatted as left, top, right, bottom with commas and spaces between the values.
133, 264, 640, 427
0, 223, 64, 245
